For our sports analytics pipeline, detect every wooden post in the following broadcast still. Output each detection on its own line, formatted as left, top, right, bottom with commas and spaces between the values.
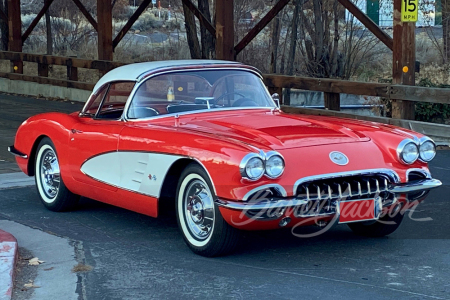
215, 0, 235, 60
7, 0, 22, 73
391, 0, 415, 120
67, 58, 78, 82
38, 63, 49, 77
97, 0, 113, 62
324, 92, 341, 111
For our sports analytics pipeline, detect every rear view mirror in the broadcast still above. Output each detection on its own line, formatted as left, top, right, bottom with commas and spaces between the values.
271, 93, 280, 108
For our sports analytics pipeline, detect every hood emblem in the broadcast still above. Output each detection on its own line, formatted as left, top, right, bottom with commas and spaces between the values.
329, 151, 349, 166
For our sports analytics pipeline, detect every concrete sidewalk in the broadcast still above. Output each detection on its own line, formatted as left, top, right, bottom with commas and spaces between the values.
0, 229, 18, 300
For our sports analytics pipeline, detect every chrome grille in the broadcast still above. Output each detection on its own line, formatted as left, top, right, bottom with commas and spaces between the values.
296, 175, 390, 200
294, 174, 395, 217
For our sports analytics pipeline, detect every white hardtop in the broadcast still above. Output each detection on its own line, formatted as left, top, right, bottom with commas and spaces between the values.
92, 59, 242, 94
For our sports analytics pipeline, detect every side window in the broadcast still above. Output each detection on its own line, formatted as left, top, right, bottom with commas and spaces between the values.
127, 74, 211, 119
82, 84, 108, 117
97, 82, 135, 119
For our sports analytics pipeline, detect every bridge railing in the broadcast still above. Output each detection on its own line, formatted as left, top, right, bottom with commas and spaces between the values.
1, 50, 449, 109
262, 74, 450, 143
263, 74, 450, 109
0, 51, 124, 91
0, 50, 449, 142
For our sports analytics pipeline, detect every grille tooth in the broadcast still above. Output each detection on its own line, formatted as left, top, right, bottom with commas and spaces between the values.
341, 181, 352, 197
357, 181, 362, 196
375, 179, 380, 193
384, 178, 388, 190
317, 185, 321, 200
306, 186, 310, 200
327, 184, 332, 199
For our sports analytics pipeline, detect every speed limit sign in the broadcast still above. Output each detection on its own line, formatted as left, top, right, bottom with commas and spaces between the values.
401, 0, 418, 22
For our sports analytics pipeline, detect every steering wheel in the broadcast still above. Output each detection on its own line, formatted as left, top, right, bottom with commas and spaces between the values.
231, 98, 259, 107
214, 92, 247, 106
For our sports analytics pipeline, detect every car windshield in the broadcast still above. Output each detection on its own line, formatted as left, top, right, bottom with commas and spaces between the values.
127, 69, 275, 119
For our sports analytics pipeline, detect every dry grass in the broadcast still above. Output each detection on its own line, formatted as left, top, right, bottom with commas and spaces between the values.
71, 263, 93, 273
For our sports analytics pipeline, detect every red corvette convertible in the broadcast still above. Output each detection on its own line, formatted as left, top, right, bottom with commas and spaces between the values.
9, 60, 441, 256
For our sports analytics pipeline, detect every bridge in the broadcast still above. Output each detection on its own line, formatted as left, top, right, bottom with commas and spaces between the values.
1, 0, 449, 144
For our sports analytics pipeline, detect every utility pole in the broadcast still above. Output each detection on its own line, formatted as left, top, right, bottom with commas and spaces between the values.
391, 0, 416, 120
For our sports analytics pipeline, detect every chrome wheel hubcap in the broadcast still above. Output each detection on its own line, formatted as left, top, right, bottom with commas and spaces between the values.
40, 148, 60, 199
184, 179, 214, 240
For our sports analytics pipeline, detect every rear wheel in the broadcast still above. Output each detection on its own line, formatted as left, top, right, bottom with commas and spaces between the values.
35, 137, 79, 211
347, 205, 404, 237
176, 163, 240, 257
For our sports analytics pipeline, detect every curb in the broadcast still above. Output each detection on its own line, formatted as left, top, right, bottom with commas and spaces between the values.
0, 229, 18, 300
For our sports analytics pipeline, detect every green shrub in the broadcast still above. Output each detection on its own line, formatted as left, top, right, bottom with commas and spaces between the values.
132, 11, 162, 32
415, 78, 450, 123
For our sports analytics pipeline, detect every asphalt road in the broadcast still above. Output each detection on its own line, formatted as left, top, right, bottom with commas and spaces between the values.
0, 152, 448, 299
0, 94, 449, 299
0, 93, 83, 163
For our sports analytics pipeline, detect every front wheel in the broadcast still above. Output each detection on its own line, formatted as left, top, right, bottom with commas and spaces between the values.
176, 163, 240, 257
34, 137, 79, 212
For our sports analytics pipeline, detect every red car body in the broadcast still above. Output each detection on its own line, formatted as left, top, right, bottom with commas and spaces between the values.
9, 60, 441, 256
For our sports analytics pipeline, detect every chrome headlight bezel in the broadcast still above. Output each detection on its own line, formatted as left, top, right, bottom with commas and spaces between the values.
240, 151, 285, 181
264, 151, 285, 179
239, 153, 265, 181
397, 138, 419, 165
418, 137, 436, 162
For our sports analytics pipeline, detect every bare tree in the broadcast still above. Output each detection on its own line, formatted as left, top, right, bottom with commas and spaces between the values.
0, 0, 7, 51
441, 0, 450, 62
198, 0, 214, 58
269, 12, 282, 73
284, 0, 301, 105
182, 1, 201, 58
45, 0, 53, 54
297, 0, 341, 78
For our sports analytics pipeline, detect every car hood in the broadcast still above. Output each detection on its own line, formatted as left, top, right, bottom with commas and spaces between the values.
176, 110, 370, 150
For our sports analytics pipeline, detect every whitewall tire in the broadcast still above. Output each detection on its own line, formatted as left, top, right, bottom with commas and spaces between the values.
34, 137, 79, 211
176, 163, 240, 257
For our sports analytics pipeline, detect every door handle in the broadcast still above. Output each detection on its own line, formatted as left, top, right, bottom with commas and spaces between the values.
71, 129, 83, 134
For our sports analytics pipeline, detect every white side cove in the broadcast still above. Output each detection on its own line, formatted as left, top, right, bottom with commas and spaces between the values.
81, 152, 183, 198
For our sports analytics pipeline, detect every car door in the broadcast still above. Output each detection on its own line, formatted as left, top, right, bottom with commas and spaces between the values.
69, 81, 135, 191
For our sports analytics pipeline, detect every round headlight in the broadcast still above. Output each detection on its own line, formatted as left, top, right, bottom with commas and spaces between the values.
240, 154, 265, 180
265, 153, 285, 178
419, 140, 436, 162
398, 139, 419, 164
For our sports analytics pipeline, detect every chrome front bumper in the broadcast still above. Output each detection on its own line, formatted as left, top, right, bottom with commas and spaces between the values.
389, 179, 442, 193
215, 178, 442, 211
7, 145, 28, 159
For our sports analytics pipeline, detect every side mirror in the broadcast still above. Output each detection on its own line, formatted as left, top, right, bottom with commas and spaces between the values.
272, 93, 280, 108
